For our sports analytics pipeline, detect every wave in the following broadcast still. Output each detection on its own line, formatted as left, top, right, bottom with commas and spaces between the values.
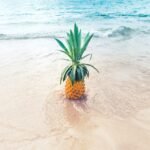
97, 26, 150, 39
89, 12, 150, 18
0, 33, 63, 40
0, 21, 52, 26
107, 26, 136, 38
0, 26, 149, 40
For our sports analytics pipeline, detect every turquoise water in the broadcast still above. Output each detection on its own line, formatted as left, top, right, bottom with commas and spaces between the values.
0, 0, 150, 40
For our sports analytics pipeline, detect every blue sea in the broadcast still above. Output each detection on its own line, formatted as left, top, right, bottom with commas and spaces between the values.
0, 0, 150, 40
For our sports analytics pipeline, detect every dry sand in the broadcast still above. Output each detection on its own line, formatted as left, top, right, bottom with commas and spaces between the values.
0, 38, 150, 149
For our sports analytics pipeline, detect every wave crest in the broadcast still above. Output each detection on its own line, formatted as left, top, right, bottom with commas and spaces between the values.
108, 26, 135, 38
0, 33, 62, 40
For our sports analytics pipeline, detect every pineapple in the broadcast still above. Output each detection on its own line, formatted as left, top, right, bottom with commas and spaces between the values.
55, 23, 98, 100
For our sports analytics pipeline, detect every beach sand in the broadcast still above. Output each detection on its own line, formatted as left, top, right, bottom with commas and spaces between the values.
0, 38, 150, 150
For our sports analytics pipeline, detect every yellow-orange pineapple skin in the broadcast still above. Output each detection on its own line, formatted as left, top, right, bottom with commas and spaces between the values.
65, 78, 85, 100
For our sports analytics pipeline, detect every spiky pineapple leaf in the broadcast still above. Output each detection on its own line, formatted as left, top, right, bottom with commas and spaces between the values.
78, 30, 81, 59
59, 58, 70, 61
55, 38, 68, 52
66, 39, 72, 52
85, 68, 89, 78
81, 65, 89, 78
80, 34, 93, 58
83, 63, 99, 73
66, 36, 74, 61
78, 65, 84, 80
72, 65, 77, 84
69, 30, 76, 60
81, 53, 92, 60
55, 23, 99, 84
84, 32, 90, 41
76, 67, 81, 81
74, 23, 79, 51
58, 50, 72, 60
60, 65, 72, 84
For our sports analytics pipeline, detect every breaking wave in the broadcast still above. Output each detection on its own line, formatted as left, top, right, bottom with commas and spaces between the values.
108, 26, 135, 38
0, 33, 62, 40
0, 26, 149, 40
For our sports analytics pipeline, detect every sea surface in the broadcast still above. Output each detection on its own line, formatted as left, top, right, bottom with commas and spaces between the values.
0, 0, 150, 40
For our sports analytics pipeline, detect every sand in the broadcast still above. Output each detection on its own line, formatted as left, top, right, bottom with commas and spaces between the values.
0, 38, 150, 149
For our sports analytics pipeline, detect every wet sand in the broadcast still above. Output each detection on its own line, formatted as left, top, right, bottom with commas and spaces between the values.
0, 38, 150, 149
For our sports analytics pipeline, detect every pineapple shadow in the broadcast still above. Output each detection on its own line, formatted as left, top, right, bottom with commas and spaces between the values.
45, 90, 90, 130
63, 93, 90, 128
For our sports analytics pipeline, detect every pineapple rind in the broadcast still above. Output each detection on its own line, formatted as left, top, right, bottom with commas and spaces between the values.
65, 77, 85, 100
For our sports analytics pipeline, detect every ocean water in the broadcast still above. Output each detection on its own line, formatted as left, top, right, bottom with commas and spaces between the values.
0, 0, 150, 40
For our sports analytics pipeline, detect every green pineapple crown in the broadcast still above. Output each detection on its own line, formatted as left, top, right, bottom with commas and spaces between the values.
55, 23, 99, 84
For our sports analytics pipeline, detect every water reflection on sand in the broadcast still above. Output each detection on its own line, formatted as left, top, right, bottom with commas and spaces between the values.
45, 91, 150, 150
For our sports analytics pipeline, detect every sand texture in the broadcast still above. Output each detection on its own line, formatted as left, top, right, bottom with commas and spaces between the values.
0, 38, 150, 149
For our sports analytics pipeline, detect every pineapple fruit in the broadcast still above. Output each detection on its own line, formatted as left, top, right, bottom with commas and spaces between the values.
55, 23, 98, 100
